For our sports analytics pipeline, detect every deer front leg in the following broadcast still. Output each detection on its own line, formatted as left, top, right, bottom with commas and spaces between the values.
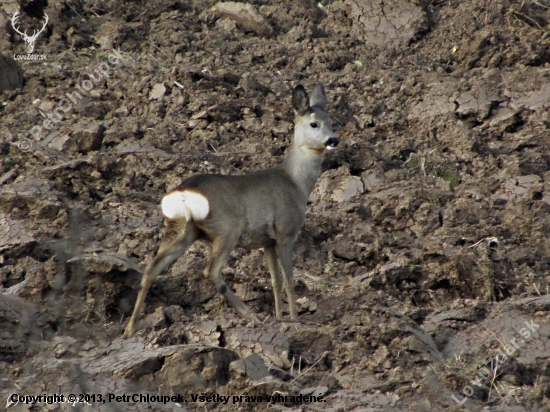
206, 237, 260, 323
123, 221, 198, 338
265, 246, 283, 319
277, 240, 299, 320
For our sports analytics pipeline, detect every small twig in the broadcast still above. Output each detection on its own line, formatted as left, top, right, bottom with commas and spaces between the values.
486, 363, 502, 401
512, 10, 545, 31
300, 272, 322, 281
87, 7, 100, 18
468, 237, 498, 249
420, 156, 426, 176
427, 289, 441, 308
532, 0, 550, 8
146, 54, 169, 72
147, 41, 170, 57
66, 1, 86, 21
289, 351, 328, 384
271, 318, 321, 326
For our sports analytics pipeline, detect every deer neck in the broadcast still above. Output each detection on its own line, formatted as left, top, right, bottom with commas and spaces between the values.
281, 142, 324, 198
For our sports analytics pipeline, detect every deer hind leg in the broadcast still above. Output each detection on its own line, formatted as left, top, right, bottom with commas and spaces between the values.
277, 239, 299, 320
205, 236, 261, 323
265, 246, 283, 319
123, 219, 198, 338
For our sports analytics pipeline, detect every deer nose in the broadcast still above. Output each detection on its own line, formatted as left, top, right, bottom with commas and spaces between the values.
325, 137, 339, 148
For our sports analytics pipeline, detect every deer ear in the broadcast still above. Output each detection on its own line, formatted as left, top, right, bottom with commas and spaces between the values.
292, 85, 309, 115
309, 83, 326, 111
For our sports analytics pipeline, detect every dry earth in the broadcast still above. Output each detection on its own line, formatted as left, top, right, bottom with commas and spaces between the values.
1, 0, 550, 411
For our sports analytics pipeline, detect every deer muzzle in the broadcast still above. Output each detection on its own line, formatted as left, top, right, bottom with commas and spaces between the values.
324, 137, 339, 150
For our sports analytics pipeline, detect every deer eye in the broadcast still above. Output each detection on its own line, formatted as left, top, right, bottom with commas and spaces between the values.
310, 122, 318, 128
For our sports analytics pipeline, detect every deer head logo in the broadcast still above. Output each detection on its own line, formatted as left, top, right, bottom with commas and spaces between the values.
11, 11, 49, 54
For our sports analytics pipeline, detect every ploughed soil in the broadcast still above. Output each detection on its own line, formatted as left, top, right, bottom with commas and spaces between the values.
1, 0, 550, 411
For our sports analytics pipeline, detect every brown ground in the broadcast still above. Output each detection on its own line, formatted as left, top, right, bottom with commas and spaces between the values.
1, 0, 550, 411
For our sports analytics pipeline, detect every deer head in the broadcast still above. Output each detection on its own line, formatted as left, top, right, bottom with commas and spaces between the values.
12, 11, 49, 54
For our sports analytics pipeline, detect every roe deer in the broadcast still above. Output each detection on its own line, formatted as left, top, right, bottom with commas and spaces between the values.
123, 83, 338, 338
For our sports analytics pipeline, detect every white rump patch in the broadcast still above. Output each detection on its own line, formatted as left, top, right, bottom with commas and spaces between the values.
161, 190, 210, 221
